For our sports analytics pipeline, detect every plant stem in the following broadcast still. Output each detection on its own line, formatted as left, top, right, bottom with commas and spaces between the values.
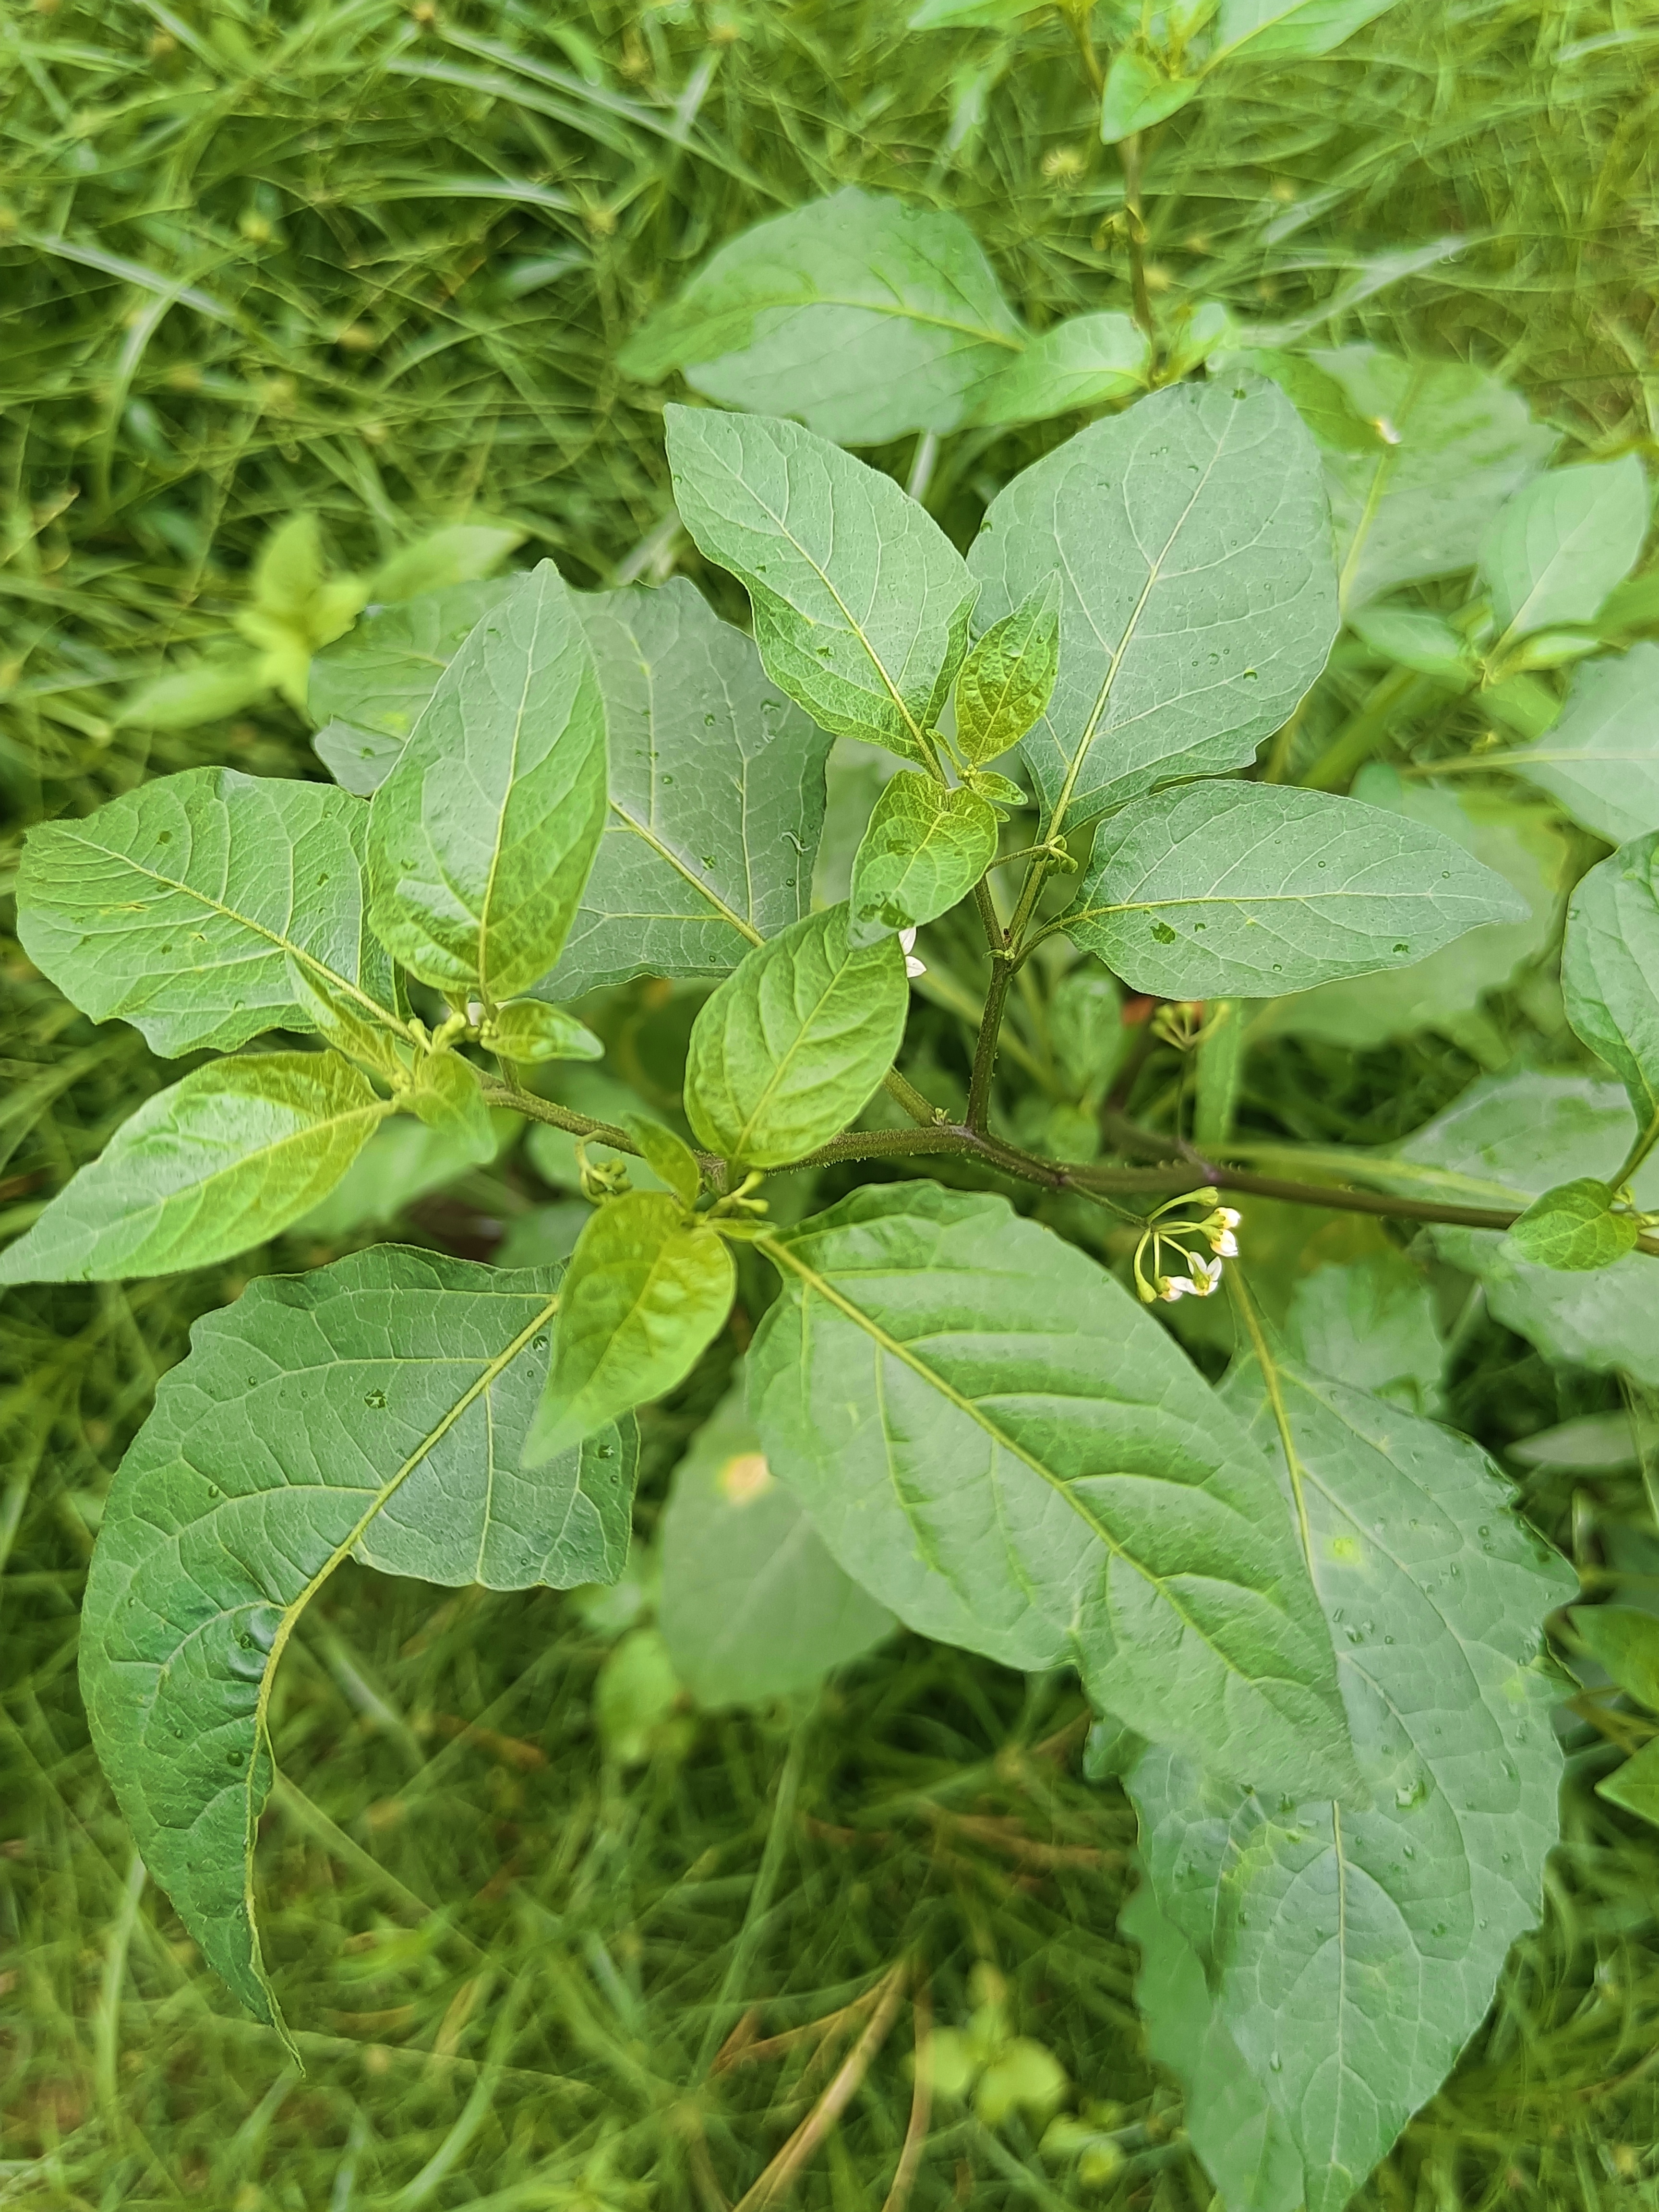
481, 1082, 1659, 1256
1298, 666, 1422, 792
966, 953, 1015, 1132
1119, 132, 1156, 350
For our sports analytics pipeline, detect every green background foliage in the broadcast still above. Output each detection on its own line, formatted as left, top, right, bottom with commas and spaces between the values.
5, 1, 1659, 2206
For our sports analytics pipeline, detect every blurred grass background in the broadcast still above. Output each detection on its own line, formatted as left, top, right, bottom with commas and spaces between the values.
4, 0, 1659, 2203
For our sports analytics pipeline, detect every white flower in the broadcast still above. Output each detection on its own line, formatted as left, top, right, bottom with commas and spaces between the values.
1189, 1254, 1224, 1296
898, 926, 926, 979
1157, 1274, 1195, 1302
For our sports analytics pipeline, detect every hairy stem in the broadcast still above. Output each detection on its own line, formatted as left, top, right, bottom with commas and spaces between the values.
480, 1082, 1659, 1256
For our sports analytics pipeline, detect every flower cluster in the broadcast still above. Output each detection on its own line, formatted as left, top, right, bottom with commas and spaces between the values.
1132, 1187, 1242, 1305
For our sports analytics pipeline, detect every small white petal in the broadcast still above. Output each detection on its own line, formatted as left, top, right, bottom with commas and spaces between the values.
906, 956, 927, 978
1211, 1231, 1238, 1258
899, 927, 917, 953
1218, 1207, 1242, 1228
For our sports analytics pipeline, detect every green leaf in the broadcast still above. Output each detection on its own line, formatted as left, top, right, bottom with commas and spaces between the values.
1348, 604, 1474, 683
312, 720, 405, 797
848, 774, 998, 945
1503, 1178, 1639, 1272
1305, 346, 1556, 611
15, 766, 397, 1058
1099, 49, 1199, 145
0, 1052, 389, 1284
120, 654, 271, 731
748, 1181, 1358, 1801
1232, 349, 1382, 454
310, 578, 517, 792
78, 1246, 636, 2026
620, 187, 1025, 446
368, 523, 525, 602
595, 1628, 683, 1767
1480, 456, 1648, 643
1398, 1070, 1659, 1385
1049, 959, 1127, 1106
1570, 1604, 1659, 1710
405, 1049, 497, 1167
1563, 831, 1659, 1128
665, 405, 978, 769
1214, 0, 1399, 59
292, 1110, 521, 1238
1129, 1354, 1570, 2212
953, 577, 1060, 765
1510, 1410, 1659, 1473
1120, 1879, 1303, 2212
967, 376, 1338, 832
481, 999, 604, 1065
1059, 782, 1524, 998
657, 1383, 894, 1707
1509, 645, 1659, 844
367, 562, 607, 1001
620, 1112, 703, 1209
684, 906, 910, 1166
1264, 770, 1570, 1051
542, 580, 831, 997
1286, 1253, 1443, 1411
1599, 1738, 1659, 1829
973, 312, 1150, 424
523, 1192, 735, 1465
908, 0, 1035, 22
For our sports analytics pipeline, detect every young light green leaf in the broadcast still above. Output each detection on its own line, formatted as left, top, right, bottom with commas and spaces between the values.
1348, 604, 1474, 683
0, 1052, 389, 1285
1130, 1355, 1569, 2212
620, 1113, 702, 1208
1059, 782, 1524, 999
658, 1384, 894, 1708
1509, 645, 1659, 844
368, 562, 607, 1001
368, 523, 524, 603
1502, 1178, 1638, 1272
1286, 1253, 1443, 1412
79, 1247, 636, 2027
481, 999, 604, 1065
1304, 346, 1555, 610
120, 654, 271, 731
293, 1109, 521, 1239
1263, 769, 1570, 1051
665, 406, 977, 768
1099, 48, 1198, 144
1570, 1604, 1659, 1710
1600, 1738, 1659, 1829
908, 0, 1036, 23
542, 580, 831, 997
15, 767, 397, 1058
748, 1181, 1358, 1802
1214, 0, 1399, 59
1233, 349, 1382, 453
1120, 1881, 1303, 2212
405, 1048, 497, 1167
523, 1192, 735, 1465
848, 773, 998, 946
1480, 455, 1648, 644
310, 578, 517, 793
620, 187, 1024, 445
967, 376, 1339, 831
953, 577, 1060, 765
1399, 1070, 1659, 1385
1050, 960, 1127, 1106
973, 313, 1150, 425
684, 906, 910, 1166
1563, 831, 1659, 1127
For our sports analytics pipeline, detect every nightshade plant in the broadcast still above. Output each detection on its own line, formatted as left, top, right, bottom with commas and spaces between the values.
11, 314, 1659, 2208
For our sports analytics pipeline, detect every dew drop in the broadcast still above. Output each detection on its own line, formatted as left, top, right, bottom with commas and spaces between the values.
532, 1334, 549, 1352
1393, 941, 1410, 954
704, 713, 716, 726
1269, 2052, 1283, 2072
363, 1388, 387, 1410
